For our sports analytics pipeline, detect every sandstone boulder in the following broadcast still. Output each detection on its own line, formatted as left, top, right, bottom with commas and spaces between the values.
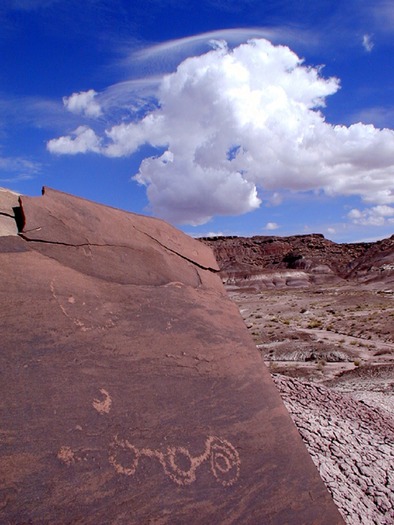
0, 188, 343, 524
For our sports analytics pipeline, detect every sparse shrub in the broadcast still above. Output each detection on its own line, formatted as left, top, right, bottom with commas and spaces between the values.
307, 319, 322, 329
353, 359, 361, 367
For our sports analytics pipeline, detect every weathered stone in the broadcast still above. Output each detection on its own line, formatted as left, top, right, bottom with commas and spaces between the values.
0, 188, 20, 237
0, 188, 343, 524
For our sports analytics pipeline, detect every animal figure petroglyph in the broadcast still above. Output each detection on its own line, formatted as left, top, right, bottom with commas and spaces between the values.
108, 435, 240, 487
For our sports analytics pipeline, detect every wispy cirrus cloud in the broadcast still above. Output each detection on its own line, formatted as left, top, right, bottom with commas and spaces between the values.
369, 0, 394, 33
0, 154, 41, 182
0, 94, 77, 130
128, 27, 317, 63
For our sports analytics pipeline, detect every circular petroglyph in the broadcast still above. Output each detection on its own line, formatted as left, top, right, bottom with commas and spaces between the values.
107, 435, 241, 486
208, 437, 241, 487
108, 436, 141, 476
164, 446, 197, 485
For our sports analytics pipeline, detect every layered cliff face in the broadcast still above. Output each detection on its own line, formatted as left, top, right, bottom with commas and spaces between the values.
201, 234, 394, 288
0, 188, 343, 524
346, 235, 394, 283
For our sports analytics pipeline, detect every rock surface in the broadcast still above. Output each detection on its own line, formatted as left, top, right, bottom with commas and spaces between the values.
347, 236, 394, 285
0, 188, 20, 236
0, 188, 343, 524
201, 234, 394, 288
273, 374, 394, 525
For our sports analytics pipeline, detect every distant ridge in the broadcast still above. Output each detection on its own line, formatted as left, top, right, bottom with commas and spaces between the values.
201, 233, 394, 288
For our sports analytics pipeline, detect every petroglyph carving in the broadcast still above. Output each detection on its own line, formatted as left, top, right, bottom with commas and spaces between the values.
58, 388, 239, 487
50, 280, 115, 331
93, 388, 112, 415
57, 446, 77, 466
108, 435, 240, 487
50, 279, 88, 331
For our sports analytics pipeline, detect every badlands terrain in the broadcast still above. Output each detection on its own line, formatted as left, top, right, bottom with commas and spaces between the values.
202, 234, 394, 524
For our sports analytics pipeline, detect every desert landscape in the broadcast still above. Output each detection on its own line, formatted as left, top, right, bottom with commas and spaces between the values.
231, 284, 394, 400
202, 233, 394, 397
203, 234, 394, 524
1, 187, 393, 524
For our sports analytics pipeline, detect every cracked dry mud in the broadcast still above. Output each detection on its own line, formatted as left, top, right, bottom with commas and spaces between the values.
229, 283, 394, 525
274, 375, 394, 525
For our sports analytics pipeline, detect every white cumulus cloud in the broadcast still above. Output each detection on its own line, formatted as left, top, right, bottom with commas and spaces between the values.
348, 204, 394, 226
48, 37, 394, 225
63, 89, 102, 118
264, 222, 279, 231
47, 125, 101, 154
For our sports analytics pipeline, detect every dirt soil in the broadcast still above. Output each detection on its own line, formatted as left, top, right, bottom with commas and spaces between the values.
228, 282, 394, 413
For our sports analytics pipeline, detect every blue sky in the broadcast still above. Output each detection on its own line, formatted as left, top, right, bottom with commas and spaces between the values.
1, 0, 394, 242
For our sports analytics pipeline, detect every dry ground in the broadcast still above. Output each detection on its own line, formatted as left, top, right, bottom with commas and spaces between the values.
227, 282, 394, 413
228, 282, 394, 524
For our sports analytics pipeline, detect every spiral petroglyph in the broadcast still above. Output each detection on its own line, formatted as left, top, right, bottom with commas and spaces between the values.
58, 389, 240, 487
108, 435, 240, 487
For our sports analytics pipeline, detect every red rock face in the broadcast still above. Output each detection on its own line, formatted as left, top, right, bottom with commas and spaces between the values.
0, 188, 343, 524
201, 234, 394, 288
346, 235, 394, 284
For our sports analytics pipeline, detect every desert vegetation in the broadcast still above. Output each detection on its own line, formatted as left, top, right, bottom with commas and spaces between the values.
229, 284, 394, 387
